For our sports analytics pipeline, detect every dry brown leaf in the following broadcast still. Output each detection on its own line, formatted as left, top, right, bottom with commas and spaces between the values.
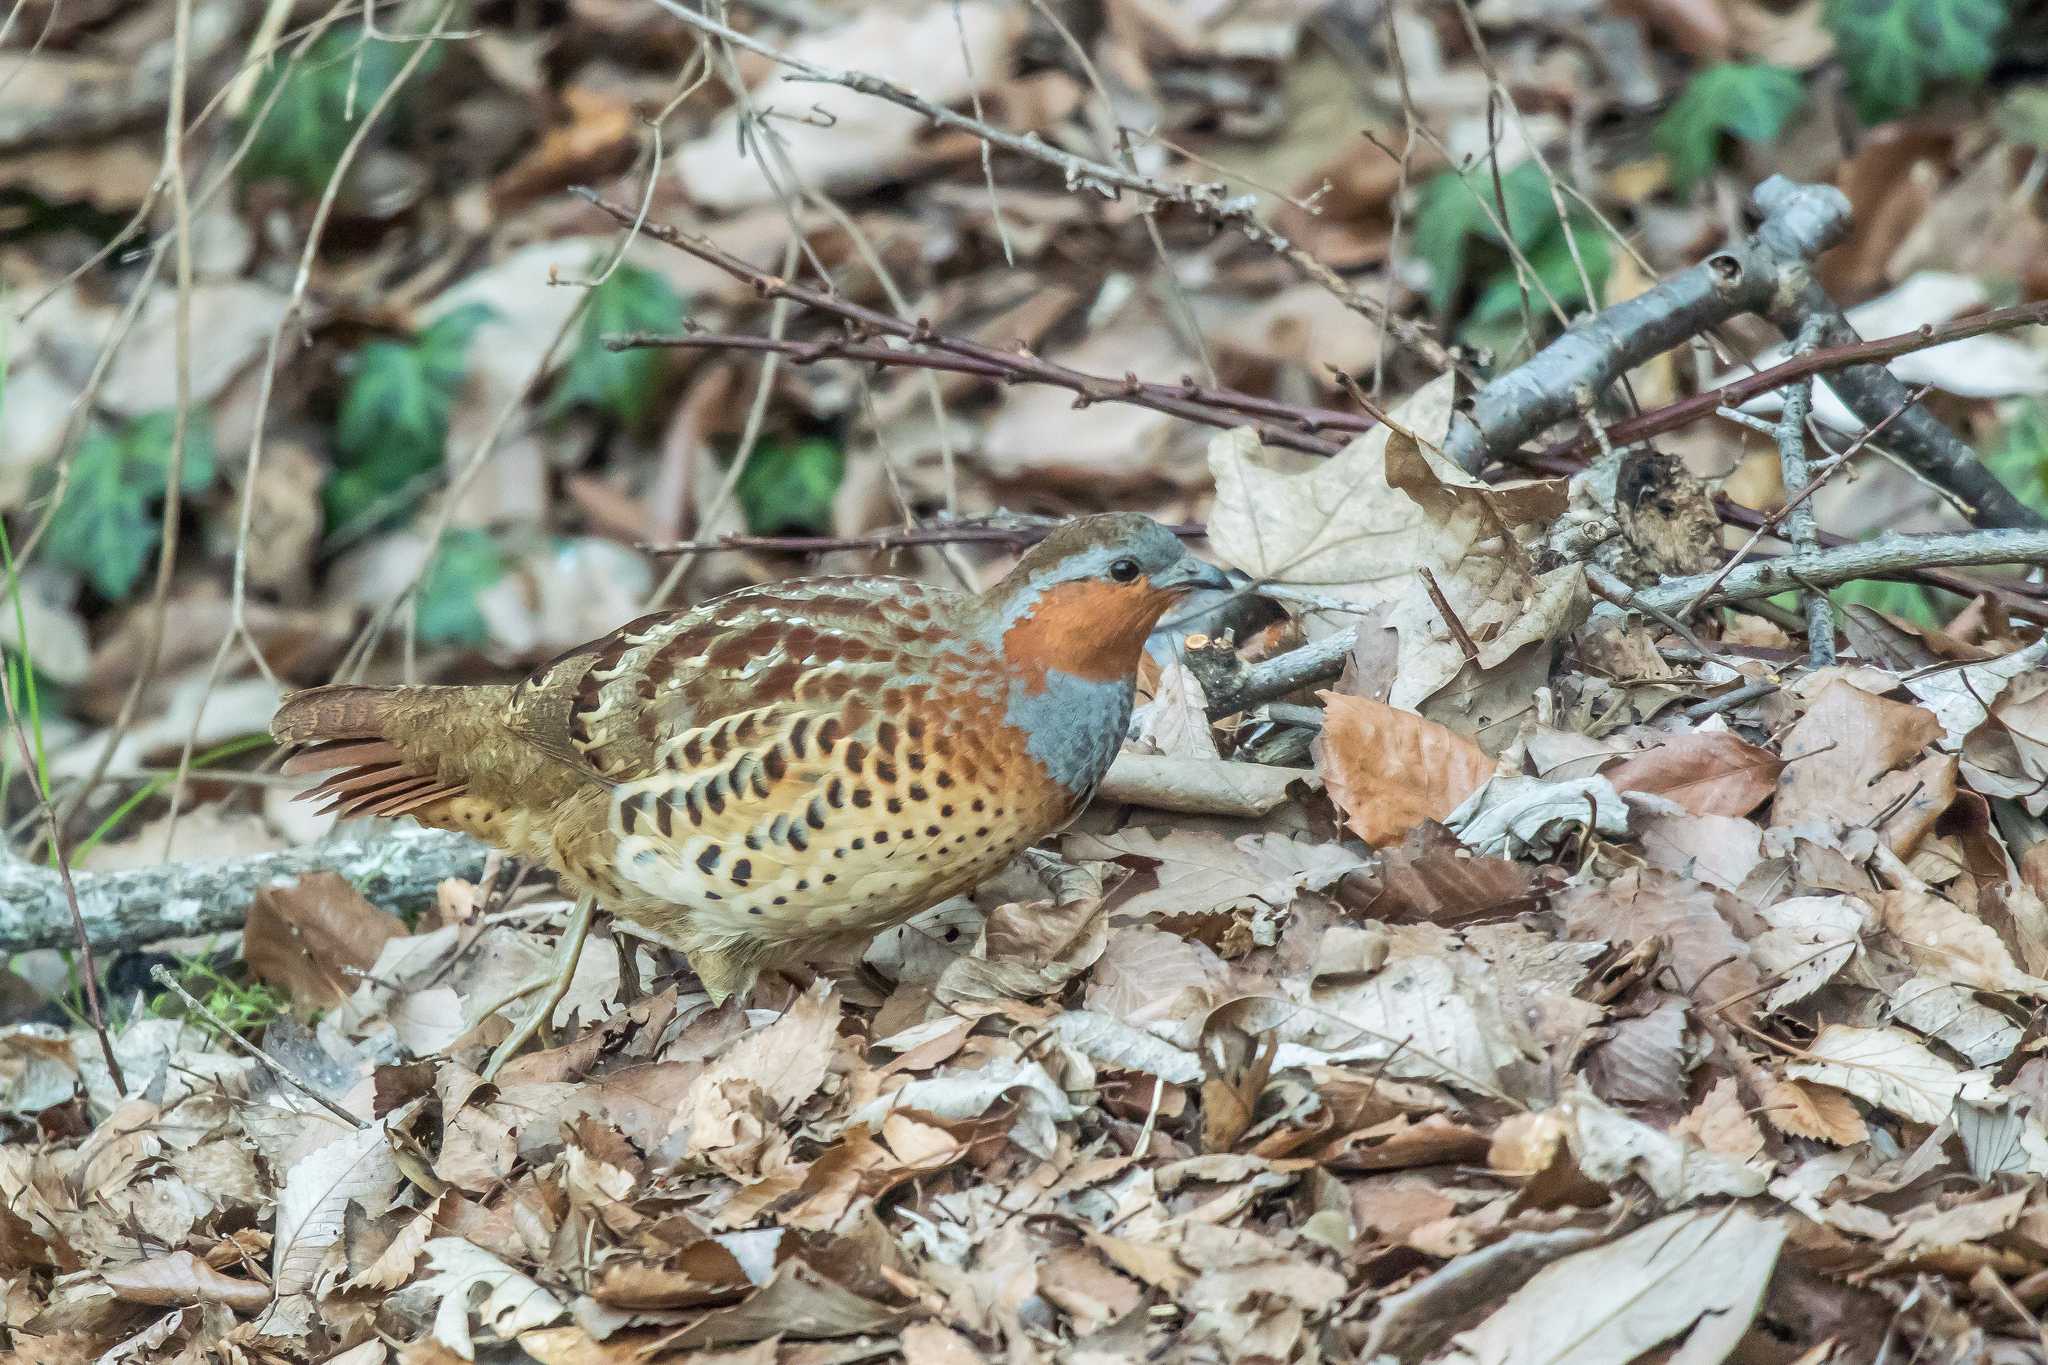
1314, 693, 1495, 846
1773, 680, 1956, 853
1761, 1078, 1869, 1145
1603, 730, 1783, 817
244, 872, 406, 1010
1677, 1077, 1768, 1160
100, 1251, 270, 1313
1558, 869, 1764, 1021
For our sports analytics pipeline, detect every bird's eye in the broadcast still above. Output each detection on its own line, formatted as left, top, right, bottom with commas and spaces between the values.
1108, 558, 1141, 583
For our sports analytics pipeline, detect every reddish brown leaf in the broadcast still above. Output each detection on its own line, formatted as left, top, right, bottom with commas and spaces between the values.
1604, 731, 1783, 817
243, 871, 405, 1009
1314, 692, 1494, 847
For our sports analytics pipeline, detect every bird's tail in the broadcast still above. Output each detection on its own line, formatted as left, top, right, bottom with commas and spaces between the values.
272, 683, 503, 820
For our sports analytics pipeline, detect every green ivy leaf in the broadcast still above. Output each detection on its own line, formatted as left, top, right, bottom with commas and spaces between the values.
1830, 577, 1953, 628
1823, 0, 2008, 124
1655, 64, 1806, 191
1994, 87, 2048, 150
325, 303, 493, 535
415, 529, 505, 647
1469, 221, 1613, 326
549, 263, 688, 425
44, 411, 217, 599
737, 438, 846, 534
1987, 399, 2048, 514
239, 26, 417, 193
1411, 162, 1566, 316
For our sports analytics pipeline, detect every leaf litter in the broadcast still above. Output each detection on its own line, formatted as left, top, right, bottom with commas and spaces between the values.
6, 0, 2048, 1361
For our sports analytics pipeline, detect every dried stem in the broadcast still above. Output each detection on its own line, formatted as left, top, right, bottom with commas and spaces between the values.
0, 661, 123, 1094
149, 964, 364, 1129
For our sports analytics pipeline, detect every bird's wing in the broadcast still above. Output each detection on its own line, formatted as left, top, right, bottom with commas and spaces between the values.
503, 576, 975, 782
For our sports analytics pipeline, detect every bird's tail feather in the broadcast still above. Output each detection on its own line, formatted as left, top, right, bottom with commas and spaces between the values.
272, 684, 473, 820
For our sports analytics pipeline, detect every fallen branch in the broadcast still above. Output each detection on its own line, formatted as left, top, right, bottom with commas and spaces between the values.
1630, 530, 2048, 615
1537, 298, 2048, 465
1441, 176, 1847, 473
0, 825, 486, 954
1762, 276, 2044, 529
1448, 176, 2043, 531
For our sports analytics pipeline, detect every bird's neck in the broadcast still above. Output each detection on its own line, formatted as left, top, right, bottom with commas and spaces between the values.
985, 579, 1174, 694
1002, 668, 1134, 797
978, 578, 1173, 797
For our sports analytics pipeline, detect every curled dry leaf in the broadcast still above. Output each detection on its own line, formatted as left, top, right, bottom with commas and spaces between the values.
101, 1250, 270, 1313
1314, 692, 1495, 847
1207, 375, 1564, 635
1098, 751, 1306, 817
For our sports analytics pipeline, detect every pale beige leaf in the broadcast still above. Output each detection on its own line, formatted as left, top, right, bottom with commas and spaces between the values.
1750, 895, 1869, 1011
421, 1238, 568, 1358
270, 1118, 401, 1298
1447, 1206, 1783, 1365
1675, 1078, 1766, 1160
1788, 1024, 1980, 1126
1877, 888, 2048, 994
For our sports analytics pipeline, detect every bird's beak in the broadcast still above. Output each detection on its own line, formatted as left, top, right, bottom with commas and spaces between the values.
1153, 555, 1233, 593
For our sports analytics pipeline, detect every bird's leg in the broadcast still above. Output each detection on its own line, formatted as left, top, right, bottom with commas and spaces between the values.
481, 890, 596, 1081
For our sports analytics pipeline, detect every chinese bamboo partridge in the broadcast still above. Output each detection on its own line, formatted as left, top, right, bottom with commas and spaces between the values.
272, 514, 1227, 1071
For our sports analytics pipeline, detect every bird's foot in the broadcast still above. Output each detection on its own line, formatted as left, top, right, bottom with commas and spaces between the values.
479, 890, 598, 1082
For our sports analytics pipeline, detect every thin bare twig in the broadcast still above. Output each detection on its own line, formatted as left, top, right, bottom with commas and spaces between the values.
1418, 567, 1480, 664
642, 513, 1206, 557
149, 965, 364, 1129
1776, 320, 1831, 663
1537, 299, 2048, 465
642, 0, 1454, 366
0, 665, 123, 1095
1636, 529, 2048, 616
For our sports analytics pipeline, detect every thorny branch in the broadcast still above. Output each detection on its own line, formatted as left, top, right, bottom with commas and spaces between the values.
643, 0, 1456, 366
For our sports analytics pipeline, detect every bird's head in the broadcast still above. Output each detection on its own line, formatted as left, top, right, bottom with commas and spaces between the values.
984, 513, 1231, 691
